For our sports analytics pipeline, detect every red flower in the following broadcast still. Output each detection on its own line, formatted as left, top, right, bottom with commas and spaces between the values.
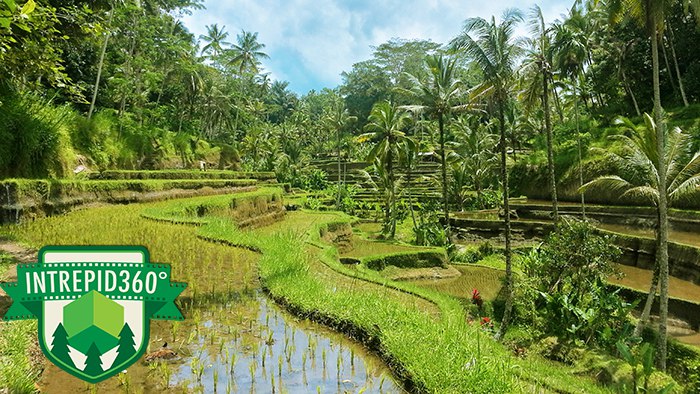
480, 317, 491, 326
471, 288, 483, 309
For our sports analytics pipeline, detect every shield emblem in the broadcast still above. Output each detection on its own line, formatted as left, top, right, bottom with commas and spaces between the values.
1, 246, 186, 384
40, 292, 148, 383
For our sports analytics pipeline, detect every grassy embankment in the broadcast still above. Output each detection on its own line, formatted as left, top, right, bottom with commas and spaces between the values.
143, 191, 617, 393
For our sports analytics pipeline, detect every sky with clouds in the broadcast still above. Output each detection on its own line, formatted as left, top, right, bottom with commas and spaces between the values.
182, 0, 573, 94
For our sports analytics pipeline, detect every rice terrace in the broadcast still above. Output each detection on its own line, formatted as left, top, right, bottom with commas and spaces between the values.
2, 0, 700, 393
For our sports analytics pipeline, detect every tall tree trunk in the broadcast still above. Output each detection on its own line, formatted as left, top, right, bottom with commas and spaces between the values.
652, 27, 670, 372
551, 77, 565, 122
660, 37, 678, 96
387, 147, 395, 238
543, 67, 559, 228
621, 65, 642, 116
407, 154, 417, 229
88, 8, 114, 121
438, 113, 450, 241
667, 28, 688, 107
574, 81, 586, 219
336, 126, 342, 210
496, 104, 513, 341
635, 209, 662, 336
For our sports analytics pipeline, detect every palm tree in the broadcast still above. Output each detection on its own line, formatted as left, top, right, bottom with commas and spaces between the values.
450, 8, 524, 340
199, 24, 230, 61
520, 5, 559, 227
607, 0, 700, 370
552, 13, 589, 219
401, 54, 473, 241
324, 97, 356, 210
359, 157, 405, 236
581, 114, 700, 338
360, 101, 414, 238
448, 116, 498, 208
228, 30, 269, 75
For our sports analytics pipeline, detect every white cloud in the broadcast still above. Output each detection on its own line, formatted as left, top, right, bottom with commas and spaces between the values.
182, 0, 571, 93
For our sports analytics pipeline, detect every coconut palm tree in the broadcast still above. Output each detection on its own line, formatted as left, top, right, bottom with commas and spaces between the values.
581, 114, 700, 339
360, 101, 414, 238
552, 14, 589, 219
359, 157, 406, 237
228, 30, 269, 75
449, 8, 524, 340
401, 54, 476, 240
324, 97, 357, 210
199, 24, 230, 61
448, 116, 498, 208
520, 5, 560, 227
607, 0, 700, 370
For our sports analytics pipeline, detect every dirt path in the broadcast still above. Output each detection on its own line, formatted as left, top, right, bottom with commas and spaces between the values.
0, 240, 37, 314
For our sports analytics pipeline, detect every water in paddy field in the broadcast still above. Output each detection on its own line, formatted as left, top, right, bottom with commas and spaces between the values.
170, 295, 401, 393
597, 223, 700, 249
38, 291, 401, 393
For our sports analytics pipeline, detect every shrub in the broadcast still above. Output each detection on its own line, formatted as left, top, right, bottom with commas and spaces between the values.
72, 111, 121, 170
515, 220, 634, 350
299, 168, 328, 191
0, 90, 75, 178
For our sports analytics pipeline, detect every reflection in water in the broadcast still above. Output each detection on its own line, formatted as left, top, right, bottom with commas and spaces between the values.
172, 295, 401, 393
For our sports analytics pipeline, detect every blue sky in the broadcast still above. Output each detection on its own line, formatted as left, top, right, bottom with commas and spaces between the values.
182, 0, 573, 95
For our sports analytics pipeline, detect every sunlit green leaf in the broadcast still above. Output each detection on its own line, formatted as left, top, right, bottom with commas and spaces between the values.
3, 0, 16, 12
20, 0, 34, 16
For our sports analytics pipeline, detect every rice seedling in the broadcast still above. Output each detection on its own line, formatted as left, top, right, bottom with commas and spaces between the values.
248, 360, 256, 384
117, 372, 131, 393
158, 362, 172, 389
278, 354, 283, 377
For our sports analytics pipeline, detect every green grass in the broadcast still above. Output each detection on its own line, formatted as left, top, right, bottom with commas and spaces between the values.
1, 178, 258, 205
0, 320, 39, 393
89, 169, 276, 181
145, 195, 615, 393
2, 197, 263, 392
412, 265, 505, 302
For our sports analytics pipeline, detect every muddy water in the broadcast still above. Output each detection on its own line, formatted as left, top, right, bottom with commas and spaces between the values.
609, 264, 700, 303
597, 223, 700, 249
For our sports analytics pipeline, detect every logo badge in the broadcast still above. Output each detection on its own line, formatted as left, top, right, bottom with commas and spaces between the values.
1, 246, 186, 383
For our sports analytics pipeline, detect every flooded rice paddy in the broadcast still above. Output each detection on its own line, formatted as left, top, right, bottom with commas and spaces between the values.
7, 201, 401, 393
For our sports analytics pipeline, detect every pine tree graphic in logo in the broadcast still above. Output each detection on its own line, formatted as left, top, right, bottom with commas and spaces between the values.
1, 246, 186, 383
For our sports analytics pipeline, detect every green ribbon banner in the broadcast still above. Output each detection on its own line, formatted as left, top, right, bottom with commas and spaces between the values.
2, 261, 186, 321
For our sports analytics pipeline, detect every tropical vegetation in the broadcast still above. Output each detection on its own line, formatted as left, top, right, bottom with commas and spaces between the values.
3, 0, 700, 392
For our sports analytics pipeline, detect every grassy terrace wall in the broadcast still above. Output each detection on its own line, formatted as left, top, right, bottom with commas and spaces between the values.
141, 187, 285, 229
0, 178, 259, 224
346, 250, 448, 271
89, 170, 276, 181
512, 202, 700, 233
450, 216, 700, 284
